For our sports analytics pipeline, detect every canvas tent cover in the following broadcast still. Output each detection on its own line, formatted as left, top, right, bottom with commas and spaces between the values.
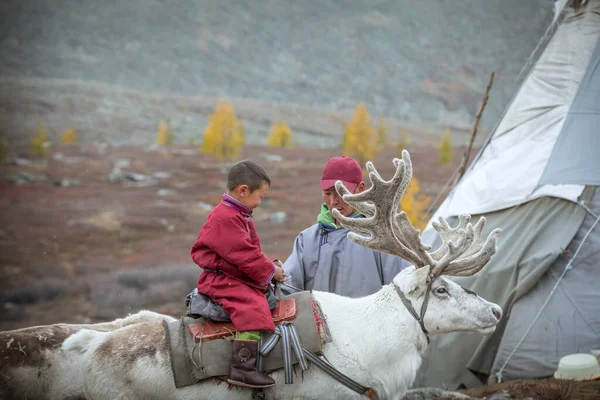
415, 0, 600, 388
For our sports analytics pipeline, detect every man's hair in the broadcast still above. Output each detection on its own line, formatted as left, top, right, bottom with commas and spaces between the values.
227, 159, 271, 192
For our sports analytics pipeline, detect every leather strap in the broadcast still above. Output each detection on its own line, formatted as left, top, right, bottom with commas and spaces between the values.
302, 348, 379, 399
394, 282, 432, 344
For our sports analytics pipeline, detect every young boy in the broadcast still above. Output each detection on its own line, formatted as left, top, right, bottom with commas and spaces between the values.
191, 159, 285, 389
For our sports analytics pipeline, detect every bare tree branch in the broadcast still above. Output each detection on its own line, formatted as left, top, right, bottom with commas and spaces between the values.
451, 72, 495, 190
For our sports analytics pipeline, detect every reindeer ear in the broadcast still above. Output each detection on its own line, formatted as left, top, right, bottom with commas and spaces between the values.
395, 266, 431, 297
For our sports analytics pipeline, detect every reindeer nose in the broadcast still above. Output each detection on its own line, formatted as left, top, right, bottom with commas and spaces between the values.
491, 305, 502, 321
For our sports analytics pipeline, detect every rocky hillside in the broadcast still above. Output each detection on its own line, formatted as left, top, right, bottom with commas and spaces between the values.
0, 0, 556, 146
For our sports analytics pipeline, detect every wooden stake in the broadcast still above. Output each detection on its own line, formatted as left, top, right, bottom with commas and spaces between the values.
425, 72, 496, 218
451, 71, 495, 189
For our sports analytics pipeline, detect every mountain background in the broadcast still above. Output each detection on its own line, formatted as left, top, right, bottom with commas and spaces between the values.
0, 0, 556, 147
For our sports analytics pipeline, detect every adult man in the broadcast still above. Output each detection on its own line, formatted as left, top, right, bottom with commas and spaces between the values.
282, 156, 410, 297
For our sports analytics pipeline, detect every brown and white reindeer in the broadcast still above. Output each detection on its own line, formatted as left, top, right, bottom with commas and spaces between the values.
0, 310, 175, 400
61, 151, 502, 400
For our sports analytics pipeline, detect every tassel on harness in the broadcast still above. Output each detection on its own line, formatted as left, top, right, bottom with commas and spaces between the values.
260, 322, 309, 384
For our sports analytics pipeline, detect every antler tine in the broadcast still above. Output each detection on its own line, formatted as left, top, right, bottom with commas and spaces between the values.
333, 157, 406, 217
460, 216, 487, 258
430, 215, 471, 261
390, 151, 413, 212
428, 224, 475, 277
394, 211, 434, 268
389, 151, 437, 267
338, 158, 404, 201
334, 178, 376, 217
429, 216, 502, 278
332, 155, 429, 268
442, 228, 502, 276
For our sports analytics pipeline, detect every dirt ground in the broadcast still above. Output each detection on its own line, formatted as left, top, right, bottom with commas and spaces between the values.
0, 142, 466, 329
458, 377, 600, 399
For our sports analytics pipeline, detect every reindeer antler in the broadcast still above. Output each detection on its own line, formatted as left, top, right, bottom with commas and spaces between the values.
332, 150, 501, 280
331, 151, 434, 269
429, 215, 502, 277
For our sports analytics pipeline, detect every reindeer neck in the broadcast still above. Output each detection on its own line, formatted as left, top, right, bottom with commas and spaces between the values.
312, 285, 429, 383
309, 285, 429, 397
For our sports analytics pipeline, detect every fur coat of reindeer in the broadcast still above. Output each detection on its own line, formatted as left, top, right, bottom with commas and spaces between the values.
0, 310, 175, 400
7, 151, 503, 400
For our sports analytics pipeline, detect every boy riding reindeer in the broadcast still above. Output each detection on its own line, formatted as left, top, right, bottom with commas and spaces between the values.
190, 159, 286, 388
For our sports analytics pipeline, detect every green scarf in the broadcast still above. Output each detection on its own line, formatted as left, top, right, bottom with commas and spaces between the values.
316, 203, 361, 229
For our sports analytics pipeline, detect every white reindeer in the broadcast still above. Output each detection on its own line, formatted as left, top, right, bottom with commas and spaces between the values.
64, 151, 502, 400
0, 310, 175, 400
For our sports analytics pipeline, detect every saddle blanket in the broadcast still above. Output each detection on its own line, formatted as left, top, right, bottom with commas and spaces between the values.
163, 291, 328, 388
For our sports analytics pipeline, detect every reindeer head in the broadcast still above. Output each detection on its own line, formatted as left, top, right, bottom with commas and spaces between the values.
331, 150, 503, 339
392, 266, 502, 336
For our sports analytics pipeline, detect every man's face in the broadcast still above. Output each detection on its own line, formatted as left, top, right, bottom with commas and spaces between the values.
322, 182, 365, 218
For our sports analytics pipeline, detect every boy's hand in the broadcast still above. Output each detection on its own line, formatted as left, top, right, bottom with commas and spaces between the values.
273, 265, 285, 282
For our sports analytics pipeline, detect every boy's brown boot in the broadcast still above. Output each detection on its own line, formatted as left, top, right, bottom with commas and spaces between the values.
227, 339, 276, 388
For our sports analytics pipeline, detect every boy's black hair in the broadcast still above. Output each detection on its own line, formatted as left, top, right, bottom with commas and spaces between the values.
227, 159, 271, 192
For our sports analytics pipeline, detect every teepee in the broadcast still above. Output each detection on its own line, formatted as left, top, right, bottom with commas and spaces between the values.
415, 0, 600, 388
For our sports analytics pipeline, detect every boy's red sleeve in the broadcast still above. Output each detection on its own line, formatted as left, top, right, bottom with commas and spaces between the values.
200, 215, 275, 286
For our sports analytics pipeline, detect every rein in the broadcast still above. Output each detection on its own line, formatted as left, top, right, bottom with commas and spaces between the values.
393, 281, 434, 345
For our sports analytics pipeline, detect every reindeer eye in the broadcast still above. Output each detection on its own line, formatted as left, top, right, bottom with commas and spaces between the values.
435, 287, 448, 295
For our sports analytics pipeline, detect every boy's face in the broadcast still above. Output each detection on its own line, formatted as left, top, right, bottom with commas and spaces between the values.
322, 182, 365, 218
236, 181, 269, 211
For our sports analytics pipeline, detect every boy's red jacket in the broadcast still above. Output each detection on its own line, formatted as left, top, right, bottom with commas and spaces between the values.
191, 195, 276, 331
191, 196, 275, 289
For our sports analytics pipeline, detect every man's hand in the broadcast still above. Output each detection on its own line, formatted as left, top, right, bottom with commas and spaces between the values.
272, 258, 283, 268
273, 265, 285, 282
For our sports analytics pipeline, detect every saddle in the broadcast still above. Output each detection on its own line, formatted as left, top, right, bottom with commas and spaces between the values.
164, 291, 329, 389
188, 297, 298, 342
185, 286, 278, 322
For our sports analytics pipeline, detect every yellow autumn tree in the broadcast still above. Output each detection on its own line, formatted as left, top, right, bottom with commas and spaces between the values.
61, 128, 79, 145
399, 177, 431, 230
375, 114, 389, 146
30, 122, 51, 157
439, 127, 454, 165
156, 119, 174, 146
200, 99, 245, 161
343, 102, 380, 167
267, 121, 292, 148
